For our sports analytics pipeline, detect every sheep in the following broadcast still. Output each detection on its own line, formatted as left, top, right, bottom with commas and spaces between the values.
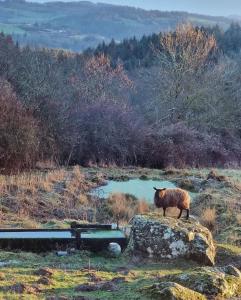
153, 187, 190, 220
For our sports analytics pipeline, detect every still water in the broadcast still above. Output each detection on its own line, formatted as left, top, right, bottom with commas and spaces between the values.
92, 179, 177, 203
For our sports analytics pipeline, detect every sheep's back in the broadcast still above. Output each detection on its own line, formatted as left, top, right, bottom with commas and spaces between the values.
158, 188, 190, 209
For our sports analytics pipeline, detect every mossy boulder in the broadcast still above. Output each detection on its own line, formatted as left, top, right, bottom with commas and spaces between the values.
160, 266, 241, 298
128, 213, 215, 265
207, 170, 228, 182
108, 175, 129, 182
139, 174, 149, 180
176, 177, 203, 192
142, 282, 206, 300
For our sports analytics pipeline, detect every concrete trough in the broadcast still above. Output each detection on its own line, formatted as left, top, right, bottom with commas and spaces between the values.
0, 226, 127, 252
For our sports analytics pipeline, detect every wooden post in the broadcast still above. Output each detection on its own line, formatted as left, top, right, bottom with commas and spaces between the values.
76, 229, 81, 250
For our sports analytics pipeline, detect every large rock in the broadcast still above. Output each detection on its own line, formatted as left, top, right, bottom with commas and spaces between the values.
142, 282, 206, 300
128, 213, 216, 265
159, 266, 241, 299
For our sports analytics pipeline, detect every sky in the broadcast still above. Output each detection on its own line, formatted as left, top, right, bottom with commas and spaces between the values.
90, 0, 241, 17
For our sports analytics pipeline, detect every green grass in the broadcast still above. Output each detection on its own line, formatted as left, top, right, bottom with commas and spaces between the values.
0, 23, 25, 34
0, 244, 238, 299
0, 250, 198, 299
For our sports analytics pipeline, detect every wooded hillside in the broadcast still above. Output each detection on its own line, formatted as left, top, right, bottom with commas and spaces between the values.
1, 24, 241, 172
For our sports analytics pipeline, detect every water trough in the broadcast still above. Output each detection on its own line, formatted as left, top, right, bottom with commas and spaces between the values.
0, 224, 127, 252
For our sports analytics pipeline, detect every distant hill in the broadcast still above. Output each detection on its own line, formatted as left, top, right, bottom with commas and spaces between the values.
229, 15, 241, 21
0, 0, 236, 51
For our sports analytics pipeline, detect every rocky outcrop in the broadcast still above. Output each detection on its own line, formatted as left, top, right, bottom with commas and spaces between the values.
128, 213, 216, 265
141, 265, 241, 299
176, 177, 204, 193
157, 265, 241, 299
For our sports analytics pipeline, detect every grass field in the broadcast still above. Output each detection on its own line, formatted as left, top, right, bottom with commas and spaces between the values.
0, 166, 240, 298
0, 244, 239, 299
0, 23, 25, 34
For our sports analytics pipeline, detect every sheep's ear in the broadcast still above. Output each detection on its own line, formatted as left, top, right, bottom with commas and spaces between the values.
161, 188, 167, 191
153, 187, 158, 191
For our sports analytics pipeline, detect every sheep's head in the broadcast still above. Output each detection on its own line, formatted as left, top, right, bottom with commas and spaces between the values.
153, 187, 166, 208
153, 187, 166, 198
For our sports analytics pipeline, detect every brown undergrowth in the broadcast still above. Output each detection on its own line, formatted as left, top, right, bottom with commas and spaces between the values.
0, 166, 101, 227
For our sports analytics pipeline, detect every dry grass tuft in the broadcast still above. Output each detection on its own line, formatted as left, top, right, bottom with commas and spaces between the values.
0, 169, 66, 197
35, 160, 58, 170
236, 213, 241, 225
106, 193, 150, 225
137, 200, 150, 214
200, 207, 216, 232
106, 193, 134, 224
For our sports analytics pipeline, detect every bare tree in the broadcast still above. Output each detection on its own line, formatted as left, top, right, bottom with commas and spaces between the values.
154, 24, 217, 124
0, 78, 39, 173
70, 54, 133, 106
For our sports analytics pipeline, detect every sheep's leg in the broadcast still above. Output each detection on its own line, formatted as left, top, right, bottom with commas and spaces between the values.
178, 209, 183, 219
186, 209, 190, 220
163, 208, 166, 217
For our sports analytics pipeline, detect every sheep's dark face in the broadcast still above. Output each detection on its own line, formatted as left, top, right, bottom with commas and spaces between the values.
153, 187, 166, 208
153, 187, 166, 194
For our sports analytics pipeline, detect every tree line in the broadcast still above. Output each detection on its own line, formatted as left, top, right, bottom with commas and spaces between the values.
86, 23, 241, 69
1, 23, 241, 173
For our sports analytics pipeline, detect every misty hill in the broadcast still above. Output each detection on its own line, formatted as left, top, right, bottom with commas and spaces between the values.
0, 0, 235, 51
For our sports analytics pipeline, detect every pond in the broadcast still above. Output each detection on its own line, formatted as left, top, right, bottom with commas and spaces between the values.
91, 179, 178, 203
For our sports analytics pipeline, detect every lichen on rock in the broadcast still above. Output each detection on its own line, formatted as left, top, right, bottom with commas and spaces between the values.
128, 213, 216, 265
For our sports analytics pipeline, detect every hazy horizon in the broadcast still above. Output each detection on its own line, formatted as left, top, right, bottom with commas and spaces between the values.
27, 0, 241, 17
